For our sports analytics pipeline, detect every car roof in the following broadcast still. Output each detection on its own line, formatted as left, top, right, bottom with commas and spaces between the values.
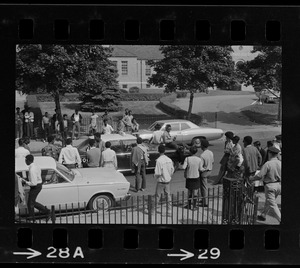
154, 119, 192, 124
101, 133, 137, 142
15, 156, 56, 172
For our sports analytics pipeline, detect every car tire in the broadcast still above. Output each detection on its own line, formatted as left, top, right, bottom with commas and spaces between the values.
88, 194, 114, 211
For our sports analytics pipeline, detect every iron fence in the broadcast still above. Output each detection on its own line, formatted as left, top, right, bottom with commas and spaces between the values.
15, 185, 258, 225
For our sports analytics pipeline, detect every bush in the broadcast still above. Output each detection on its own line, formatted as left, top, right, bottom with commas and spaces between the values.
120, 93, 170, 101
119, 89, 128, 94
129, 87, 140, 93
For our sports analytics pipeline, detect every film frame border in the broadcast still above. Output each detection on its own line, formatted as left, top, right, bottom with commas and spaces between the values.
1, 4, 299, 264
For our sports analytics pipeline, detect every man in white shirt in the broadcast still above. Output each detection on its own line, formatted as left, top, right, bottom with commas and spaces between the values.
15, 138, 30, 158
101, 141, 118, 169
151, 144, 174, 216
102, 118, 114, 135
58, 138, 82, 169
24, 107, 34, 139
71, 109, 82, 140
22, 154, 51, 222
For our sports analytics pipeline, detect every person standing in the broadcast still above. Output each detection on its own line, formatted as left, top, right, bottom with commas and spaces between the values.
41, 112, 51, 143
62, 114, 70, 141
102, 118, 114, 135
71, 109, 82, 140
253, 141, 266, 168
94, 132, 106, 166
226, 135, 244, 178
151, 144, 174, 216
24, 107, 34, 140
41, 135, 61, 161
15, 107, 24, 139
199, 139, 214, 207
51, 109, 58, 134
58, 138, 82, 169
86, 139, 101, 167
15, 138, 30, 158
89, 110, 99, 135
131, 118, 139, 133
21, 154, 51, 222
214, 131, 234, 185
122, 109, 132, 132
249, 146, 281, 223
131, 137, 148, 192
262, 140, 274, 165
101, 141, 118, 169
182, 146, 204, 209
242, 136, 262, 184
101, 110, 113, 125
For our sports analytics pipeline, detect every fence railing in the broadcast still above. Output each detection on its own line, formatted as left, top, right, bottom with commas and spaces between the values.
15, 185, 258, 225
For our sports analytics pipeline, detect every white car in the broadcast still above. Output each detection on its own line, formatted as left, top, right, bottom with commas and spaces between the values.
134, 119, 224, 145
15, 156, 130, 213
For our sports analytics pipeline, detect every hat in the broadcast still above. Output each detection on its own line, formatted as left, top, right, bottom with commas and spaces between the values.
225, 131, 234, 140
194, 138, 201, 147
268, 146, 280, 154
200, 139, 209, 148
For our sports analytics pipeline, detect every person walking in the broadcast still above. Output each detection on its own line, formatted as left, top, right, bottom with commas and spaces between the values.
86, 139, 101, 167
21, 154, 51, 222
24, 107, 34, 140
15, 107, 24, 139
214, 131, 234, 185
101, 141, 118, 169
58, 138, 82, 169
199, 139, 214, 207
41, 112, 51, 143
242, 135, 262, 184
71, 109, 82, 140
15, 138, 30, 158
152, 144, 174, 216
41, 135, 61, 161
249, 146, 281, 223
131, 137, 148, 191
182, 145, 205, 209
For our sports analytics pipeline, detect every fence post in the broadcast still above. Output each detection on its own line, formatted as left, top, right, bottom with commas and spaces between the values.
147, 195, 152, 224
51, 205, 56, 224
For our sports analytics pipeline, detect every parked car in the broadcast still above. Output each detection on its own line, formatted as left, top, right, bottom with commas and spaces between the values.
133, 119, 224, 144
256, 89, 280, 103
15, 156, 131, 213
77, 133, 189, 173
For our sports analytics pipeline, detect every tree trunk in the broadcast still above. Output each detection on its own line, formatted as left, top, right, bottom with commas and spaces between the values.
53, 90, 65, 146
187, 92, 194, 121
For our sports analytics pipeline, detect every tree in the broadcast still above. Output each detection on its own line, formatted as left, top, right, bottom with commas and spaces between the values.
148, 45, 240, 120
16, 44, 120, 141
237, 46, 282, 121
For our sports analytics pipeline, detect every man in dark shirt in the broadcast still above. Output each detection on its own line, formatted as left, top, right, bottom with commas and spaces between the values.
86, 139, 101, 167
253, 141, 266, 168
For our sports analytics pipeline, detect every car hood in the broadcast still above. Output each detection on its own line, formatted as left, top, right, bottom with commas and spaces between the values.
135, 129, 153, 136
75, 167, 129, 185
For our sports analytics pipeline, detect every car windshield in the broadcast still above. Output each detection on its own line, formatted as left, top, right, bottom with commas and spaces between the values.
56, 162, 75, 181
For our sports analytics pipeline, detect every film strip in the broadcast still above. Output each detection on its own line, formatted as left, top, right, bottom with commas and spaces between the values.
1, 3, 299, 264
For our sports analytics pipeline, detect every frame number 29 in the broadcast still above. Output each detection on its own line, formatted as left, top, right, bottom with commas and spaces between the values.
198, 248, 220, 260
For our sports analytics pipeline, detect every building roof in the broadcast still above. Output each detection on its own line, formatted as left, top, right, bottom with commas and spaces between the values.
110, 45, 164, 60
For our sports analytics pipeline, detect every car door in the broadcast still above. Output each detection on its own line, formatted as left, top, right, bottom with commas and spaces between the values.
180, 122, 193, 143
169, 123, 181, 142
37, 168, 79, 208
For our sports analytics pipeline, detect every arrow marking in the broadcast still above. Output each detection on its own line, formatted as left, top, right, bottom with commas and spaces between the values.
167, 249, 194, 261
13, 248, 42, 259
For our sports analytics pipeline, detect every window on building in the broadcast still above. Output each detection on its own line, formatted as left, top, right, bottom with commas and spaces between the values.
146, 84, 150, 88
112, 61, 117, 67
122, 84, 128, 89
121, 61, 128, 75
145, 61, 151, 76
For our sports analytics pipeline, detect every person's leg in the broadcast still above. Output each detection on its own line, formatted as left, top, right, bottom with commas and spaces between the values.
260, 186, 272, 219
77, 122, 80, 138
134, 165, 141, 191
140, 160, 147, 190
261, 184, 281, 222
72, 124, 76, 140
154, 183, 163, 210
164, 183, 172, 213
200, 174, 208, 206
19, 124, 23, 139
29, 122, 34, 139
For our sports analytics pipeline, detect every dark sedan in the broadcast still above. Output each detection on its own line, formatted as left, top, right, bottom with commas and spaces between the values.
76, 133, 189, 173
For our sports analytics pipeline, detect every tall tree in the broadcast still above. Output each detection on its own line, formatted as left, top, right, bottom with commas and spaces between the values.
16, 44, 120, 141
237, 46, 282, 121
148, 45, 240, 120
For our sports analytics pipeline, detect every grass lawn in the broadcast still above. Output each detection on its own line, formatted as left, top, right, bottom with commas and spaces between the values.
193, 89, 255, 97
241, 102, 280, 125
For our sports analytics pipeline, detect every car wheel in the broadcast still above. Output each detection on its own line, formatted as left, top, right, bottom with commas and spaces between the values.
88, 194, 114, 211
